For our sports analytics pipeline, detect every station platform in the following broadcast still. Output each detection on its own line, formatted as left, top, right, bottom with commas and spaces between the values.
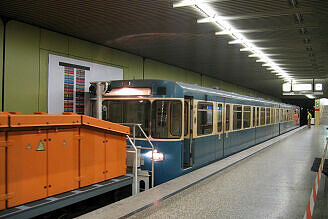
79, 125, 328, 218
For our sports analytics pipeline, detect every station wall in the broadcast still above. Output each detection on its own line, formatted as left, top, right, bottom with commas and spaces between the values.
0, 19, 3, 110
2, 19, 280, 114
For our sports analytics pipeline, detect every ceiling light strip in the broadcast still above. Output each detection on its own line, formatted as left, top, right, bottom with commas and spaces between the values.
173, 0, 293, 81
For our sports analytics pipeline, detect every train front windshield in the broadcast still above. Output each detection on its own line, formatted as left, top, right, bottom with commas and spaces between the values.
103, 99, 182, 139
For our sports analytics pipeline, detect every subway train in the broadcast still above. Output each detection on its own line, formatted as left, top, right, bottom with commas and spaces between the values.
90, 80, 300, 186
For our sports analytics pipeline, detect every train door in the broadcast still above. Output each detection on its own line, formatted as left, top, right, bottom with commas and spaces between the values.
183, 96, 193, 169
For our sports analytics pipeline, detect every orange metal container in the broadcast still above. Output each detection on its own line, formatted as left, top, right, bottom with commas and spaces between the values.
105, 134, 127, 180
80, 116, 129, 187
0, 113, 9, 128
47, 128, 79, 196
7, 114, 81, 207
9, 114, 81, 128
0, 113, 9, 210
7, 130, 48, 207
81, 115, 129, 135
80, 128, 106, 187
0, 131, 6, 210
3, 113, 129, 208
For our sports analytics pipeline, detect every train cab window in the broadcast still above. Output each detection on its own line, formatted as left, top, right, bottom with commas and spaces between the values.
217, 104, 223, 132
233, 105, 242, 130
226, 104, 231, 131
266, 108, 271, 125
260, 107, 265, 126
106, 100, 150, 137
151, 100, 182, 139
197, 102, 213, 135
243, 106, 251, 129
184, 101, 189, 136
252, 106, 256, 127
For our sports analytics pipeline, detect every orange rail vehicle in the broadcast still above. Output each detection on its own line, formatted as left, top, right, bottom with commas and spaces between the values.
0, 112, 129, 210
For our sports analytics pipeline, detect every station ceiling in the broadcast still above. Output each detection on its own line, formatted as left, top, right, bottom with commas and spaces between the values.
0, 0, 327, 99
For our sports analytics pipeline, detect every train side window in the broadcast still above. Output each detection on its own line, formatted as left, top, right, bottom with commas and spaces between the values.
271, 108, 275, 124
243, 106, 251, 129
266, 108, 271, 125
151, 100, 182, 139
184, 101, 189, 136
252, 106, 256, 127
217, 103, 223, 132
257, 107, 260, 126
226, 104, 231, 131
280, 109, 283, 122
284, 109, 288, 121
275, 109, 279, 123
197, 102, 213, 135
260, 107, 265, 126
233, 105, 242, 130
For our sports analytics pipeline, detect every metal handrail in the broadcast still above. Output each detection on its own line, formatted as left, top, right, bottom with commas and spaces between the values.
126, 135, 138, 195
136, 124, 155, 188
120, 123, 155, 189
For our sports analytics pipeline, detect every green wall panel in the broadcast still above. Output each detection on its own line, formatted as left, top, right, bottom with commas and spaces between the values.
0, 19, 3, 110
68, 37, 143, 80
4, 21, 40, 113
184, 71, 201, 85
39, 49, 49, 112
40, 29, 69, 54
144, 59, 201, 84
69, 37, 99, 60
89, 45, 143, 80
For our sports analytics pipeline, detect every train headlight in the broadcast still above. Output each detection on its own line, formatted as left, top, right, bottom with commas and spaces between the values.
146, 150, 164, 162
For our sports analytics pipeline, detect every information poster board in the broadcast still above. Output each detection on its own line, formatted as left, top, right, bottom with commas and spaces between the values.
48, 54, 123, 114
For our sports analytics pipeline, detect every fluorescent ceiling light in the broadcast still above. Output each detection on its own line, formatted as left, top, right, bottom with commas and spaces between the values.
305, 94, 315, 99
320, 98, 328, 105
173, 0, 214, 8
240, 48, 252, 52
282, 83, 291, 92
228, 40, 243, 44
215, 30, 231, 35
293, 83, 312, 91
315, 83, 323, 91
173, 1, 293, 81
249, 54, 263, 58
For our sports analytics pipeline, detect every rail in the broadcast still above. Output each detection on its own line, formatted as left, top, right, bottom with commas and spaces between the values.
120, 123, 155, 193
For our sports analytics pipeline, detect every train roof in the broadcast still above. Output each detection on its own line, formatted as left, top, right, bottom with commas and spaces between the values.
98, 80, 298, 108
176, 81, 297, 108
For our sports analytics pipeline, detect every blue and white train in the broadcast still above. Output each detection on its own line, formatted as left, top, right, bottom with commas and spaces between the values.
90, 80, 300, 186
